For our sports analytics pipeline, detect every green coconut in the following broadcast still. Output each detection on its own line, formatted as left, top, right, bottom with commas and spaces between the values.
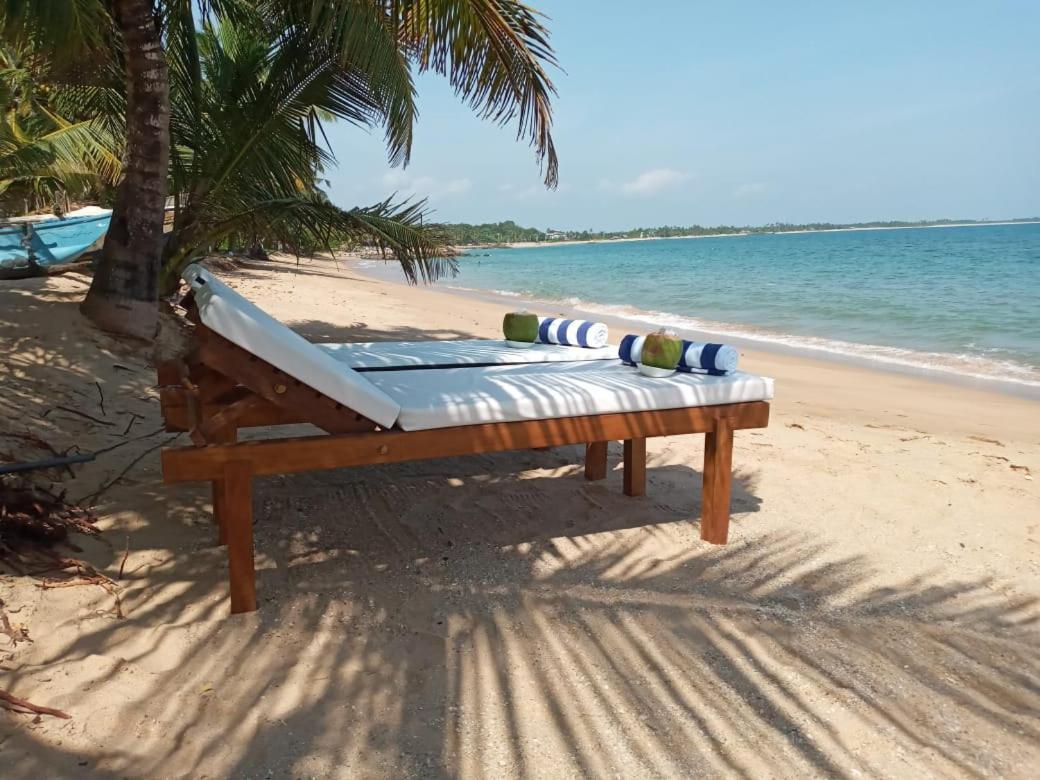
641, 329, 682, 370
503, 310, 539, 342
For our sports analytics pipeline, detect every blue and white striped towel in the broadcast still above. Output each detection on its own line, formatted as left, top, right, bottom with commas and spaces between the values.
619, 334, 738, 375
537, 317, 609, 348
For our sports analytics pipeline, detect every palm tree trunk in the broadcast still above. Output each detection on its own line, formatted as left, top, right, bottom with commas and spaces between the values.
81, 0, 169, 340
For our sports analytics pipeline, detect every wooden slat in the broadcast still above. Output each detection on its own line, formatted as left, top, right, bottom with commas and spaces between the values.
196, 395, 267, 443
163, 398, 310, 432
220, 460, 257, 614
211, 427, 237, 546
623, 438, 646, 496
165, 395, 373, 433
156, 359, 184, 387
157, 358, 235, 401
701, 418, 734, 544
584, 441, 608, 481
162, 401, 770, 483
194, 326, 377, 436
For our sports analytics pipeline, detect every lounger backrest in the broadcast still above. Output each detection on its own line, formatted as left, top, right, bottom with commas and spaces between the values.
181, 264, 401, 428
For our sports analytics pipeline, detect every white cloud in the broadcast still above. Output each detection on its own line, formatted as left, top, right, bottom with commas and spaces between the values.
380, 171, 471, 198
497, 181, 571, 199
621, 168, 688, 196
734, 182, 768, 198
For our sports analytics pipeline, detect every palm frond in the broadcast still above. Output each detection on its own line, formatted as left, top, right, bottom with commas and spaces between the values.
278, 1, 418, 167
391, 0, 559, 187
271, 1, 559, 184
0, 0, 111, 63
0, 106, 120, 206
161, 190, 454, 285
344, 196, 456, 283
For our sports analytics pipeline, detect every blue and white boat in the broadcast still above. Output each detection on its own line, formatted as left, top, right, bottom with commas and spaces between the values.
0, 208, 111, 278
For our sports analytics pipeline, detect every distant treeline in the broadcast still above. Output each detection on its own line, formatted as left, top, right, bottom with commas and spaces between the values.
444, 217, 1040, 246
441, 220, 544, 245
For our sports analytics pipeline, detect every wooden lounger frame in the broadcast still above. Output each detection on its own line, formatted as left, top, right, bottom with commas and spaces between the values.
159, 296, 770, 613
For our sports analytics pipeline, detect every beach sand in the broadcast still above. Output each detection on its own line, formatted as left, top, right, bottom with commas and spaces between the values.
1, 254, 1038, 778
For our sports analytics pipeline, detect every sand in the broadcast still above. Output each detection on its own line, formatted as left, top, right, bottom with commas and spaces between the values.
1, 255, 1038, 778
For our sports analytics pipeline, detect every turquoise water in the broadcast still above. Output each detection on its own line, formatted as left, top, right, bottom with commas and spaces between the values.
435, 223, 1040, 389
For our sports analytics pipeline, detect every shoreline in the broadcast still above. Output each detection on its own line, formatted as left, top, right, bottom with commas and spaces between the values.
455, 219, 1040, 251
353, 259, 1040, 402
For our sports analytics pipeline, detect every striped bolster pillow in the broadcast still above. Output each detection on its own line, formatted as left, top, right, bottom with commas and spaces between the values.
537, 317, 609, 348
619, 334, 738, 375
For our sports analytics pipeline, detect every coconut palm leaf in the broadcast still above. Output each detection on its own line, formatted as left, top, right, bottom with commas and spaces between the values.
0, 26, 121, 210
262, 1, 558, 184
342, 195, 455, 282
3, 1, 555, 293
393, 0, 559, 187
271, 1, 417, 167
0, 79, 120, 206
158, 16, 453, 289
172, 191, 453, 282
0, 0, 110, 59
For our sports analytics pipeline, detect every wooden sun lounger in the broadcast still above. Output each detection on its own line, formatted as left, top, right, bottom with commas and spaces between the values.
159, 266, 772, 614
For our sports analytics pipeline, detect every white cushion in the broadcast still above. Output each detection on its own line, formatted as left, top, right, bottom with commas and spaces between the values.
182, 264, 401, 428
365, 361, 774, 431
319, 339, 618, 369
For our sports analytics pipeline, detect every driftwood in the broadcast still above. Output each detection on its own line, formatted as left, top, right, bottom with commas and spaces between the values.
0, 482, 99, 545
0, 689, 71, 719
117, 536, 130, 580
0, 599, 31, 645
0, 479, 122, 617
44, 405, 114, 427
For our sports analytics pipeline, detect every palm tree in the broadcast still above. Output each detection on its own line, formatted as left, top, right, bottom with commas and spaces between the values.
0, 43, 120, 212
157, 12, 456, 293
2, 1, 559, 339
3, 0, 168, 337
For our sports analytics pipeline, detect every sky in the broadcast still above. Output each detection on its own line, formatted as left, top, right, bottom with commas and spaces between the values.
323, 1, 1040, 231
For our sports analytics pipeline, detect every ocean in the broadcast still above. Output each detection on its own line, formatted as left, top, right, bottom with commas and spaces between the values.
363, 223, 1040, 395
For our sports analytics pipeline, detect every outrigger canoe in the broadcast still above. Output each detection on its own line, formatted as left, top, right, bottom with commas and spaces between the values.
0, 209, 111, 279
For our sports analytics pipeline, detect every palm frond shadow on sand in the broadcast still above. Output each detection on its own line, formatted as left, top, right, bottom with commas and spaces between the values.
5, 448, 1039, 778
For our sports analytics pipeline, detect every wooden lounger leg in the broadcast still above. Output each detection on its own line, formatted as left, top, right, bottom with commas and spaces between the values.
210, 427, 237, 546
623, 438, 646, 496
701, 418, 734, 544
584, 441, 608, 481
219, 460, 257, 614
213, 483, 227, 546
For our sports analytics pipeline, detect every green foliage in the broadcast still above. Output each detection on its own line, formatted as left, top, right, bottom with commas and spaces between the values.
158, 13, 457, 289
0, 42, 120, 212
443, 220, 544, 245
1, 0, 562, 293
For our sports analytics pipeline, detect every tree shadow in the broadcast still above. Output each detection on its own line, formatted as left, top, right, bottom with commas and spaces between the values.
288, 318, 480, 346
4, 451, 1038, 777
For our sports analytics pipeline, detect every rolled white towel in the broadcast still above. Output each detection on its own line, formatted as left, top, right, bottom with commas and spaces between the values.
619, 334, 738, 375
618, 334, 646, 365
537, 317, 609, 348
679, 341, 739, 375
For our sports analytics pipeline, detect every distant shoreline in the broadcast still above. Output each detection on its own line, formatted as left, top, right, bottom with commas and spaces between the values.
456, 219, 1040, 251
